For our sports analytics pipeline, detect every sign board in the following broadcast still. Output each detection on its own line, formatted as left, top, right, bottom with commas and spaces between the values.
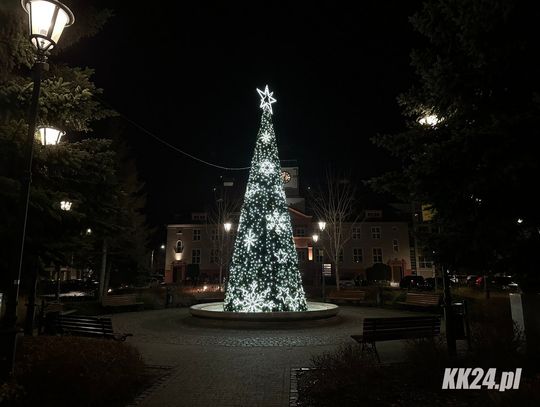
323, 263, 332, 277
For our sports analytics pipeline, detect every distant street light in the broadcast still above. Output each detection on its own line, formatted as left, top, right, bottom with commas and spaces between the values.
419, 113, 440, 126
1, 0, 75, 379
85, 228, 92, 235
160, 244, 166, 250
517, 218, 524, 224
224, 222, 232, 233
312, 234, 319, 243
318, 221, 326, 232
60, 200, 72, 211
37, 126, 65, 145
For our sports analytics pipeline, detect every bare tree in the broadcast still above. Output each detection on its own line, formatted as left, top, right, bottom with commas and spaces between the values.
311, 171, 360, 290
206, 186, 240, 290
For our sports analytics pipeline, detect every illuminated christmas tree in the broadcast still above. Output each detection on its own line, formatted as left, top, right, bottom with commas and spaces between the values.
224, 86, 307, 312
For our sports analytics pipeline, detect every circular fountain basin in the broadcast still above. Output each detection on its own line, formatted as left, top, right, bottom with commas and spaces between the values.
189, 301, 339, 322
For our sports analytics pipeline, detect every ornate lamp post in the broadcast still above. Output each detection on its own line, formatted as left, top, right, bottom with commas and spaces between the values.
0, 0, 74, 379
220, 222, 233, 290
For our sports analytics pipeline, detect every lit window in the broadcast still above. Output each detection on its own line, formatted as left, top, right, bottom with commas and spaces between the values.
418, 256, 433, 269
192, 249, 201, 264
371, 227, 381, 239
372, 248, 383, 263
352, 227, 361, 239
353, 248, 363, 263
193, 229, 201, 241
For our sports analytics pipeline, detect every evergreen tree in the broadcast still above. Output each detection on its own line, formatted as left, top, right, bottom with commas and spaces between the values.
371, 0, 540, 285
224, 86, 307, 312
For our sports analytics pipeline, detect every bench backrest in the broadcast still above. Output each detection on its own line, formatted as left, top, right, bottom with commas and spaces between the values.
327, 290, 366, 299
49, 315, 114, 337
405, 292, 440, 306
102, 294, 139, 306
362, 316, 441, 341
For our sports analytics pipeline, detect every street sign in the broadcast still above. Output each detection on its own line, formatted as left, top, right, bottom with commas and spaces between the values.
323, 263, 332, 277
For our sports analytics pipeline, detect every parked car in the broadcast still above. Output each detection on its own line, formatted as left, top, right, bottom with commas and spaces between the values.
399, 275, 425, 289
423, 277, 443, 290
466, 275, 478, 287
339, 279, 355, 288
475, 275, 519, 291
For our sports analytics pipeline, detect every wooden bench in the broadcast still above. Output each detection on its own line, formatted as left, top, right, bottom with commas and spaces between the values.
102, 294, 143, 308
326, 289, 367, 304
396, 292, 441, 308
351, 316, 441, 362
38, 300, 76, 334
44, 314, 132, 341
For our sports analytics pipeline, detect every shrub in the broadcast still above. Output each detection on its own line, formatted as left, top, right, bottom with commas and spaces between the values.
13, 336, 146, 407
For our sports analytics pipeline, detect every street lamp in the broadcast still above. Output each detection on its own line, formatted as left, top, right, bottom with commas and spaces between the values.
60, 200, 72, 211
1, 0, 75, 379
312, 234, 319, 243
318, 221, 326, 232
37, 125, 65, 145
220, 222, 233, 290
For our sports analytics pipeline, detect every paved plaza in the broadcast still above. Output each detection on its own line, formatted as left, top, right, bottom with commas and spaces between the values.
112, 306, 422, 407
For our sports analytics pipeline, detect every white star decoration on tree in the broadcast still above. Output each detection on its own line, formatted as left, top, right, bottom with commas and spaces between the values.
233, 281, 272, 312
259, 160, 275, 176
274, 249, 288, 264
260, 131, 272, 143
257, 85, 277, 114
266, 209, 287, 235
244, 229, 257, 251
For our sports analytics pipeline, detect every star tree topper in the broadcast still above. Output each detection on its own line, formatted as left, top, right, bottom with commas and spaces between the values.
257, 85, 277, 114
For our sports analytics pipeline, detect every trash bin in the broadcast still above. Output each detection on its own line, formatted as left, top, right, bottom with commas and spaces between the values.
451, 301, 467, 340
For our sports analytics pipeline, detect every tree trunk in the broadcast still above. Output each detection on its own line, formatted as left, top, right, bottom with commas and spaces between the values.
24, 265, 38, 336
335, 262, 341, 291
54, 263, 61, 301
98, 239, 107, 303
104, 261, 111, 298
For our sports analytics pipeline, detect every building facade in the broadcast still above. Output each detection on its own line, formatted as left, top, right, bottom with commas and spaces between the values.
164, 164, 418, 286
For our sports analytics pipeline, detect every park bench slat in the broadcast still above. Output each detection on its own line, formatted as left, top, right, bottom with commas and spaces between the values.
326, 290, 367, 304
396, 292, 441, 308
102, 294, 144, 308
45, 314, 132, 341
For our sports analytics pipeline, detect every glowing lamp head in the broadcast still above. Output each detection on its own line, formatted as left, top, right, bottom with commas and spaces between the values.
419, 114, 440, 127
174, 253, 182, 261
160, 244, 166, 250
85, 228, 92, 235
36, 126, 64, 145
318, 221, 326, 232
60, 200, 72, 211
517, 218, 524, 224
224, 222, 232, 233
21, 0, 75, 54
312, 234, 319, 243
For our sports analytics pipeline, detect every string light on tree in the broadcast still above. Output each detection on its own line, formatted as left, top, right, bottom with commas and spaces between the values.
224, 85, 307, 312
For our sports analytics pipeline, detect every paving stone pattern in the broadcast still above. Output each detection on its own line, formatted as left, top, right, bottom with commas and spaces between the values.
112, 306, 421, 407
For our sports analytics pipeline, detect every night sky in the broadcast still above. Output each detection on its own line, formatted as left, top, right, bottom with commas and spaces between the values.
61, 1, 423, 232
